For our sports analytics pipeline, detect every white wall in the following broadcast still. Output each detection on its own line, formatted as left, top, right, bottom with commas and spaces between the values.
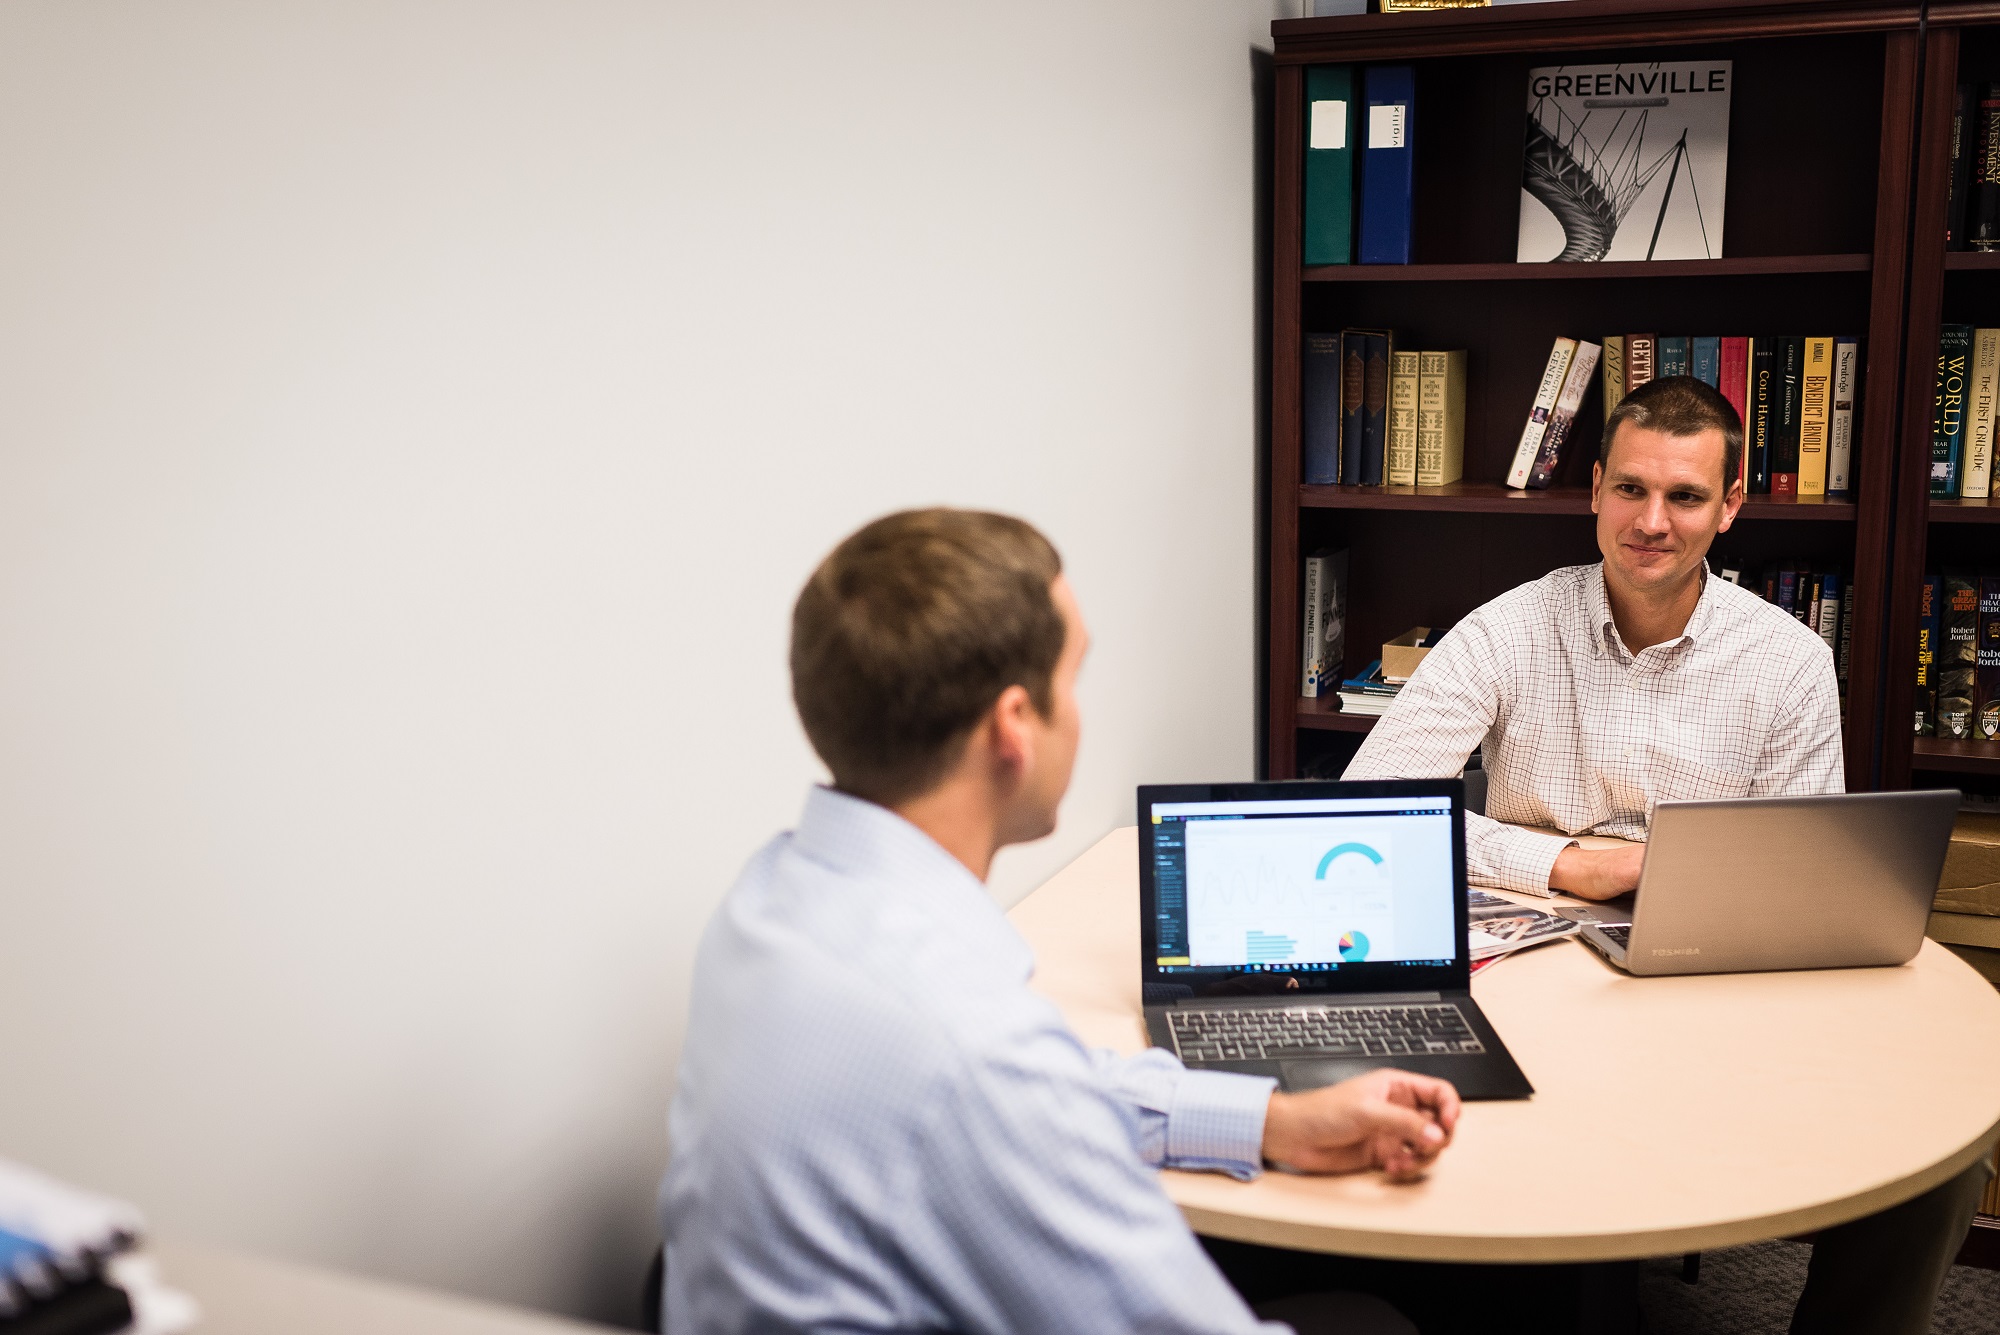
0, 1, 1276, 1322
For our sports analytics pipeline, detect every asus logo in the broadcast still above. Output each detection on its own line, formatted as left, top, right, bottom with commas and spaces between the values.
1651, 947, 1701, 956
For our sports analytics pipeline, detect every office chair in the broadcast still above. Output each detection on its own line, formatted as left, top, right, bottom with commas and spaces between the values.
640, 1246, 664, 1333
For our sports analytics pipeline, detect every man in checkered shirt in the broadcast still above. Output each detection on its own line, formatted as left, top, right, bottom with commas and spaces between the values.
1347, 376, 1988, 1333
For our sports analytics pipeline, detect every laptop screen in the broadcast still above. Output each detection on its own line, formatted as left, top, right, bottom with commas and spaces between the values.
1138, 780, 1468, 995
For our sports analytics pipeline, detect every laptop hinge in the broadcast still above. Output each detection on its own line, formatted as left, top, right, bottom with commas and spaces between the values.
1176, 991, 1444, 1007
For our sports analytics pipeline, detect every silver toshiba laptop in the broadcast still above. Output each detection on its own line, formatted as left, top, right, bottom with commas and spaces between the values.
1567, 790, 1960, 976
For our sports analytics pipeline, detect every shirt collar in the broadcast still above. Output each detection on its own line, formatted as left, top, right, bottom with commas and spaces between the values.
1589, 561, 1715, 660
789, 784, 1027, 962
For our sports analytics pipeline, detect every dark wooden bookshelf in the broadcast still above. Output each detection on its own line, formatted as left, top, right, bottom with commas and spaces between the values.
1265, 2, 1918, 789
1912, 737, 2000, 773
1878, 6, 2000, 793
1296, 697, 1379, 733
1304, 255, 1873, 284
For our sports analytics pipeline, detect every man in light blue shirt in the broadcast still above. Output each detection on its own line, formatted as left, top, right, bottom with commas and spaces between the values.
660, 509, 1459, 1334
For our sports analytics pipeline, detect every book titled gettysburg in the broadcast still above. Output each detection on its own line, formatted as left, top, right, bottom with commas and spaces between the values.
1517, 61, 1732, 263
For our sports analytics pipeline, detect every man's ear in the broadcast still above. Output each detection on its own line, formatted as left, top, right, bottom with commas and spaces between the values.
985, 684, 1036, 782
1590, 459, 1604, 514
1717, 478, 1745, 533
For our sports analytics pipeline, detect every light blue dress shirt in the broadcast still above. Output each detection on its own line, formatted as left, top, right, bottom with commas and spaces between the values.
659, 786, 1287, 1334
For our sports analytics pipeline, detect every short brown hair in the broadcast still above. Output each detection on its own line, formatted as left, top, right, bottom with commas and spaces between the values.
790, 508, 1065, 803
1602, 374, 1743, 488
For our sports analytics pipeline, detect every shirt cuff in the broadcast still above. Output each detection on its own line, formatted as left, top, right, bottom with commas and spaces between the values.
1474, 826, 1575, 896
1165, 1068, 1277, 1181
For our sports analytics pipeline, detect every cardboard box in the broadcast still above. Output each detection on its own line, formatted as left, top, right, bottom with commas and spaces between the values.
1381, 627, 1432, 684
1937, 812, 2000, 918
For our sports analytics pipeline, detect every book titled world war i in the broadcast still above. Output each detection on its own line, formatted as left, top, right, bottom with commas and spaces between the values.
1518, 62, 1731, 263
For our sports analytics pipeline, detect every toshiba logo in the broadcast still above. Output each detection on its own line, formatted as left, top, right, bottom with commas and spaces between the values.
1652, 947, 1701, 957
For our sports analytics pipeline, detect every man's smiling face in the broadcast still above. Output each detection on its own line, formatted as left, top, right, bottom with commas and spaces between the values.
1592, 420, 1743, 599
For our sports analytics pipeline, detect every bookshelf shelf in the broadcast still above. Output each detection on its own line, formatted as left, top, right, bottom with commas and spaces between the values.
1911, 738, 2000, 773
1928, 496, 2000, 522
1303, 256, 1873, 284
1298, 484, 1859, 519
1943, 251, 2000, 270
1295, 698, 1378, 733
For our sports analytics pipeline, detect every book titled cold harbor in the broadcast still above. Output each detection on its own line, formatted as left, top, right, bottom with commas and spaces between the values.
1517, 61, 1732, 263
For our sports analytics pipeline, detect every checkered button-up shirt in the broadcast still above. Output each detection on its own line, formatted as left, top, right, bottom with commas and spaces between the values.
1344, 563, 1844, 895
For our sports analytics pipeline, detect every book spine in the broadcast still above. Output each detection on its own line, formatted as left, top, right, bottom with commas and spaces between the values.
1771, 336, 1803, 497
1776, 567, 1799, 619
1941, 571, 1981, 738
1950, 84, 1975, 251
1980, 575, 2000, 740
1300, 556, 1323, 696
1415, 350, 1467, 487
1797, 336, 1833, 496
1918, 573, 1941, 736
1527, 341, 1601, 489
1302, 333, 1345, 485
1720, 336, 1750, 488
1692, 336, 1721, 389
1506, 338, 1577, 488
1601, 335, 1627, 422
1816, 573, 1841, 656
1357, 65, 1414, 265
1748, 338, 1774, 494
1967, 328, 1999, 500
1973, 83, 2000, 252
1340, 331, 1368, 485
1361, 333, 1390, 485
1626, 334, 1656, 393
1838, 580, 1854, 691
1828, 336, 1859, 496
1658, 336, 1691, 379
1934, 324, 1973, 495
1302, 66, 1358, 267
1387, 349, 1420, 485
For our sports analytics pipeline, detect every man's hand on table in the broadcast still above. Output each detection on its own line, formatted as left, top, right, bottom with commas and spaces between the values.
1549, 842, 1644, 901
1262, 1069, 1461, 1181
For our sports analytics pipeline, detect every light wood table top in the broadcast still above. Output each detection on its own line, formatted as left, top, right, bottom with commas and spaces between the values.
1008, 826, 2000, 1263
155, 1240, 621, 1335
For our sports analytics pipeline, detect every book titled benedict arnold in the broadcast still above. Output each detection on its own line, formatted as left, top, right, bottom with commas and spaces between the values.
1518, 61, 1732, 263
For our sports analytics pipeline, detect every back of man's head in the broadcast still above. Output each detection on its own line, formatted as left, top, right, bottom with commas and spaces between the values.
791, 508, 1064, 805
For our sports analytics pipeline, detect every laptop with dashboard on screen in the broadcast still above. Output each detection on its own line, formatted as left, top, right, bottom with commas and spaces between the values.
1138, 778, 1532, 1100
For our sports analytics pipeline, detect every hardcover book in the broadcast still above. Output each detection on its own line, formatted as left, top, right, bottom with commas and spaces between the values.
1967, 328, 1999, 500
1980, 574, 2000, 741
1299, 550, 1349, 697
1302, 66, 1359, 266
1941, 571, 1981, 739
1797, 336, 1833, 496
1657, 336, 1691, 379
1626, 334, 1656, 394
1720, 336, 1750, 487
1971, 84, 2000, 252
1415, 350, 1468, 486
1506, 338, 1578, 488
1838, 580, 1854, 692
1770, 336, 1803, 498
1829, 336, 1859, 496
1361, 332, 1392, 485
1747, 337, 1775, 494
1935, 324, 1973, 496
1358, 65, 1415, 265
1601, 335, 1627, 422
1950, 84, 1975, 251
1692, 335, 1721, 389
1918, 573, 1942, 736
1815, 572, 1841, 657
1387, 349, 1421, 485
1527, 340, 1601, 489
1341, 330, 1370, 485
1517, 62, 1731, 262
1302, 332, 1344, 484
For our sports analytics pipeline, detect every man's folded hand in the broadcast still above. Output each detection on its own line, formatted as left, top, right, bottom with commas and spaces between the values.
1261, 1069, 1461, 1181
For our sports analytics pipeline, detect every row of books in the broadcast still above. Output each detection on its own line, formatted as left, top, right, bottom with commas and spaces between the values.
1301, 65, 1414, 266
1929, 327, 1999, 499
1916, 572, 2000, 741
1302, 333, 1467, 486
1715, 562, 1853, 693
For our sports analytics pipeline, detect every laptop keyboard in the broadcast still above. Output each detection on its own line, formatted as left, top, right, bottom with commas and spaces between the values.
1596, 925, 1632, 949
1168, 1003, 1484, 1062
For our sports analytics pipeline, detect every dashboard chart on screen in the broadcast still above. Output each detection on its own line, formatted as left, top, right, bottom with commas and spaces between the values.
1150, 796, 1457, 974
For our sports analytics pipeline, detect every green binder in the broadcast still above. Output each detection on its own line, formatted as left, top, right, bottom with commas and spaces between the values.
1303, 65, 1357, 266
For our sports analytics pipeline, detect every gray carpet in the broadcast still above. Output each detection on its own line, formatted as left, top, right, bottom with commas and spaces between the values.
1636, 1241, 2000, 1334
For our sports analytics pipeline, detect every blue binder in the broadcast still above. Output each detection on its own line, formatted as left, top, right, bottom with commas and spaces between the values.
1358, 65, 1414, 265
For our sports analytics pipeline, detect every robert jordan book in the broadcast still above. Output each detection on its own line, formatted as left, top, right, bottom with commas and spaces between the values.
1939, 571, 1980, 740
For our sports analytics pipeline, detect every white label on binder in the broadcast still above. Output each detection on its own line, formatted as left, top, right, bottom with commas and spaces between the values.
1308, 100, 1347, 150
1369, 103, 1406, 149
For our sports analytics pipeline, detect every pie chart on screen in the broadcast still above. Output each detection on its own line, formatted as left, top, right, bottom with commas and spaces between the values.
1339, 931, 1370, 962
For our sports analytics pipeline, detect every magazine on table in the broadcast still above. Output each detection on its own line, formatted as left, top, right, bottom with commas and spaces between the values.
1467, 888, 1581, 963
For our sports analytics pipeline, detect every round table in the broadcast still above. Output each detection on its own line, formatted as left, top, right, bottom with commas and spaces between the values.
1007, 826, 2000, 1263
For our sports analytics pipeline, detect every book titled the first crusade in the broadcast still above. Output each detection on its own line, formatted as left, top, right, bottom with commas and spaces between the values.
1518, 62, 1731, 262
